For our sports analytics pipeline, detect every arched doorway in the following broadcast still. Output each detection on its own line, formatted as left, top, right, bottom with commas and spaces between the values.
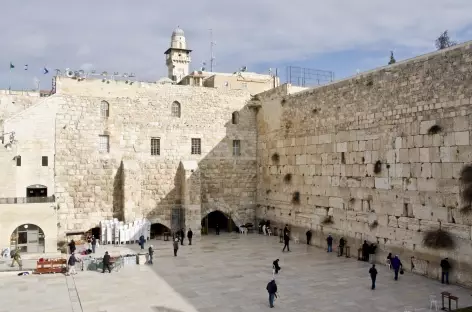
201, 210, 238, 234
10, 224, 45, 253
150, 223, 171, 239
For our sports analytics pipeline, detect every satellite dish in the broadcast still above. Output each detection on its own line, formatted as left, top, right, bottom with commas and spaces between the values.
78, 70, 85, 76
123, 73, 128, 78
65, 69, 75, 78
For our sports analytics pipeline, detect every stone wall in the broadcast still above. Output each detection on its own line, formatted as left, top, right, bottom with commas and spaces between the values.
256, 41, 472, 286
0, 90, 41, 123
53, 77, 257, 234
0, 96, 58, 198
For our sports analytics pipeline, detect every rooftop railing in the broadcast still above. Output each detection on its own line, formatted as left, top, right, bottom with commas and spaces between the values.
0, 196, 55, 204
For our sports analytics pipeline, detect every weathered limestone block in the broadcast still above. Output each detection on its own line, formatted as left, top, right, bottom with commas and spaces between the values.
419, 220, 441, 232
412, 204, 433, 221
441, 223, 471, 240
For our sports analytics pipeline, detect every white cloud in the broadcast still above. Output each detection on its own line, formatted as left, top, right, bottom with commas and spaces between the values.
1, 0, 472, 87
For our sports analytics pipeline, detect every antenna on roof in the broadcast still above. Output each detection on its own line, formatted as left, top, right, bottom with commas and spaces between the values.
209, 28, 215, 72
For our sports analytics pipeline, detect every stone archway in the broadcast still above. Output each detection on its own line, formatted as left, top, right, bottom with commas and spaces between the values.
150, 223, 171, 239
10, 223, 45, 253
201, 210, 238, 234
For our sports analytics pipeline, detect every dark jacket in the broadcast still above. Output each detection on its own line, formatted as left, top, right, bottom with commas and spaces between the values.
306, 230, 312, 238
180, 230, 185, 238
391, 257, 401, 270
283, 227, 290, 236
187, 230, 193, 238
148, 247, 154, 256
369, 267, 378, 277
266, 280, 277, 294
273, 260, 280, 270
339, 238, 345, 247
173, 241, 179, 250
68, 255, 77, 266
440, 259, 451, 272
103, 254, 111, 265
327, 236, 333, 245
369, 244, 376, 255
92, 237, 96, 246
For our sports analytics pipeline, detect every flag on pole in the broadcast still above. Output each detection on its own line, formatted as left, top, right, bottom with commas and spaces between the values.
9, 62, 14, 69
43, 67, 49, 74
24, 64, 28, 71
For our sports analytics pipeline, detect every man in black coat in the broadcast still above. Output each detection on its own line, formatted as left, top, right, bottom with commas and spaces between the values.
306, 229, 312, 245
362, 240, 369, 261
187, 228, 193, 245
102, 251, 111, 273
266, 278, 278, 308
440, 257, 451, 284
180, 228, 185, 245
282, 226, 290, 252
273, 259, 281, 274
369, 264, 378, 290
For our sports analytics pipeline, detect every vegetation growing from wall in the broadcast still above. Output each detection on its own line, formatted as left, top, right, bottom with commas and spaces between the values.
283, 173, 292, 184
271, 153, 280, 163
321, 216, 334, 225
374, 160, 382, 174
423, 229, 455, 249
369, 220, 379, 230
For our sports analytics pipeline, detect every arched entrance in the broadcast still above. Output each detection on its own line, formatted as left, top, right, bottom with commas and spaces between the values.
201, 210, 238, 234
150, 223, 171, 239
10, 224, 45, 253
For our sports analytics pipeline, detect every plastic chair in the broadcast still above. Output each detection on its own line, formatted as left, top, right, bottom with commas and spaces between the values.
429, 294, 439, 311
386, 259, 391, 270
293, 236, 300, 244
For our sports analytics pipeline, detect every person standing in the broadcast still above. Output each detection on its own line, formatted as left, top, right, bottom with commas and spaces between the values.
68, 240, 76, 254
139, 235, 145, 250
180, 228, 185, 246
338, 237, 345, 257
10, 248, 22, 270
148, 245, 154, 265
266, 278, 278, 308
282, 229, 290, 252
173, 238, 179, 256
91, 236, 97, 254
187, 228, 193, 245
440, 257, 451, 284
369, 264, 378, 290
102, 251, 112, 273
327, 234, 333, 252
306, 229, 312, 245
67, 253, 78, 276
391, 255, 401, 281
361, 240, 369, 261
216, 224, 220, 235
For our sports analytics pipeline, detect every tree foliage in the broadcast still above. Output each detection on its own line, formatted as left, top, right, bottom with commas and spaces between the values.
435, 30, 457, 50
388, 51, 396, 65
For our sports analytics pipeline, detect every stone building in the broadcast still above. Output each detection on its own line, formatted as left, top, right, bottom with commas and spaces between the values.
0, 27, 273, 254
255, 41, 472, 286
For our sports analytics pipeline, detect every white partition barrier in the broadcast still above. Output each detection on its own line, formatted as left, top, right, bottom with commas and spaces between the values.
106, 226, 112, 244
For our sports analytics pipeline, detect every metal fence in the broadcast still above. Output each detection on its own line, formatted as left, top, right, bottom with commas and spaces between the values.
0, 196, 55, 204
286, 66, 335, 87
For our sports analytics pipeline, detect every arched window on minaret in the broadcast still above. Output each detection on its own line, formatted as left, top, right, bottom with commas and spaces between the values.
171, 101, 181, 118
232, 111, 239, 124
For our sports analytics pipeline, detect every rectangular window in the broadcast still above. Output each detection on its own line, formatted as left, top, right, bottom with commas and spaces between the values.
191, 138, 201, 155
16, 156, 21, 167
98, 135, 109, 153
42, 156, 48, 166
151, 138, 160, 156
233, 140, 241, 156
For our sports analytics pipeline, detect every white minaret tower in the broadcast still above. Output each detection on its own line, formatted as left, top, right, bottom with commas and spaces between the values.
164, 26, 192, 82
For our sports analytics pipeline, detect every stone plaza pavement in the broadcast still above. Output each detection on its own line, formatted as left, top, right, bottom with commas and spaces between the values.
1, 234, 472, 311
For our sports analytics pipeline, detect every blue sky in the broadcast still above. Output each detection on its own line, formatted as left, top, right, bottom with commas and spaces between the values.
1, 0, 472, 90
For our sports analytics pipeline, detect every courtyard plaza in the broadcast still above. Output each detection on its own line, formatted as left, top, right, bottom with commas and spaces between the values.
0, 233, 471, 312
